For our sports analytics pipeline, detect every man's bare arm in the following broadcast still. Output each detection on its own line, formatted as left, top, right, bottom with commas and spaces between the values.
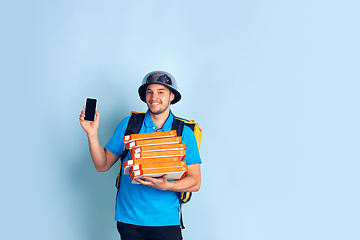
88, 134, 120, 172
80, 107, 119, 172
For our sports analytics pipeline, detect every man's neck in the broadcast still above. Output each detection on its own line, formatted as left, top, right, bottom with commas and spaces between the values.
149, 109, 171, 129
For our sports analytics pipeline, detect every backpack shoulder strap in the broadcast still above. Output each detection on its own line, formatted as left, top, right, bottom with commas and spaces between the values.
171, 118, 184, 137
120, 112, 145, 160
125, 112, 146, 135
116, 112, 145, 189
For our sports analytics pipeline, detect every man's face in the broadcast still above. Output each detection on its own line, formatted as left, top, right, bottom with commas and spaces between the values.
145, 84, 174, 116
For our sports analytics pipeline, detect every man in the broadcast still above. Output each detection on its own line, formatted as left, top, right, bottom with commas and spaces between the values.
79, 71, 202, 240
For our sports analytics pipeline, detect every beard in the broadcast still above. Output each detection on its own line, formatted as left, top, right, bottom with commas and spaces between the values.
147, 100, 171, 115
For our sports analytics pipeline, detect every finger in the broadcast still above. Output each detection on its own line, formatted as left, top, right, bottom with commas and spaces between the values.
161, 174, 168, 182
143, 175, 166, 181
141, 176, 154, 182
80, 108, 85, 116
135, 178, 151, 186
79, 110, 85, 118
135, 178, 144, 183
79, 115, 85, 122
143, 176, 166, 184
95, 110, 100, 120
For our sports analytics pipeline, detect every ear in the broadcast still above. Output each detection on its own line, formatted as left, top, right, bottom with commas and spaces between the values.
170, 92, 175, 101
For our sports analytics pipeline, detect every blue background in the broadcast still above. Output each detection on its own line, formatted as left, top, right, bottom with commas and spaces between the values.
1, 1, 359, 239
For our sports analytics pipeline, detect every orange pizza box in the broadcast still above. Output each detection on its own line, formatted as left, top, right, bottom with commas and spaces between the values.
123, 156, 180, 175
127, 137, 182, 150
123, 130, 177, 144
131, 161, 187, 172
131, 149, 186, 161
131, 143, 186, 155
130, 166, 188, 184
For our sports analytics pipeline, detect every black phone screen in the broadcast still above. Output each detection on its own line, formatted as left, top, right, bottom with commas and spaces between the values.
84, 98, 97, 121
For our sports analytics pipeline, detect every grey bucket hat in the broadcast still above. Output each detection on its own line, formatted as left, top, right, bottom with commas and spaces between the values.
138, 71, 181, 104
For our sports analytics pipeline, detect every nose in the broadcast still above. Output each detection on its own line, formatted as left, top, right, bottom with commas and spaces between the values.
150, 92, 159, 99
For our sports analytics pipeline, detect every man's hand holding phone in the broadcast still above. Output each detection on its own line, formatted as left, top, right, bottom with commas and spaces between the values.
79, 97, 115, 172
79, 98, 99, 136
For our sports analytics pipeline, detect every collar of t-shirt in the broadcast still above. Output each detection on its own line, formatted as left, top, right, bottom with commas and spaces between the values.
143, 110, 174, 132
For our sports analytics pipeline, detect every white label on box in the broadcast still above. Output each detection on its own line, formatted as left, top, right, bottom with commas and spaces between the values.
124, 136, 130, 141
129, 142, 135, 148
128, 160, 133, 165
134, 148, 141, 154
133, 165, 139, 171
134, 170, 141, 176
134, 153, 140, 159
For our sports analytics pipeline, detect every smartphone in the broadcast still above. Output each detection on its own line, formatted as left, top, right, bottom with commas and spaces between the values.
84, 97, 97, 121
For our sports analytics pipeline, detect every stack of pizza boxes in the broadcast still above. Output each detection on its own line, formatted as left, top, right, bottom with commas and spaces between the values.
123, 130, 187, 184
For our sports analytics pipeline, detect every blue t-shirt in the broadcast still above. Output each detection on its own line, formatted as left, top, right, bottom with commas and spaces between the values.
105, 110, 202, 226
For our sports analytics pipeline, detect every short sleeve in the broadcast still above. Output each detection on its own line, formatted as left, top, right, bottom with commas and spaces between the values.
105, 116, 130, 156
